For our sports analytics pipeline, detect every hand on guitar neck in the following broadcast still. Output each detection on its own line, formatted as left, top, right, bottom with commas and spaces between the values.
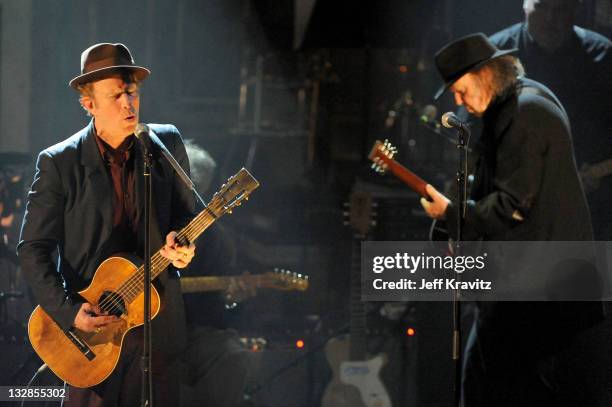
420, 184, 451, 220
160, 230, 196, 269
368, 139, 450, 219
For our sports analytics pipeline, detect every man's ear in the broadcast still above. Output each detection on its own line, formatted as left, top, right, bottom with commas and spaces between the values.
80, 96, 95, 115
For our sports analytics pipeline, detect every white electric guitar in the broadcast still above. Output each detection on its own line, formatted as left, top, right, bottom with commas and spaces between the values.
321, 191, 392, 407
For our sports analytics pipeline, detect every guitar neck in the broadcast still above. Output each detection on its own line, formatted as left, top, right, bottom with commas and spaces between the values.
369, 140, 429, 198
120, 205, 229, 304
181, 275, 258, 293
385, 159, 429, 198
150, 207, 218, 281
350, 237, 368, 361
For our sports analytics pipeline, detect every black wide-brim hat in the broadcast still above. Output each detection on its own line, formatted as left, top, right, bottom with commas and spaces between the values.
434, 33, 517, 100
69, 43, 150, 89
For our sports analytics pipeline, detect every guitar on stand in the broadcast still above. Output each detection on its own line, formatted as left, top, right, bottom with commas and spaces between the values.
180, 268, 309, 294
321, 190, 392, 407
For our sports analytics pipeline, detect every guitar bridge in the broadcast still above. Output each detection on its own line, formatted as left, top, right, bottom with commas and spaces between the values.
66, 328, 96, 361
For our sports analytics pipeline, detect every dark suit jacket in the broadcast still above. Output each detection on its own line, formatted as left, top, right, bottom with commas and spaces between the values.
446, 78, 592, 241
446, 79, 603, 357
18, 121, 196, 351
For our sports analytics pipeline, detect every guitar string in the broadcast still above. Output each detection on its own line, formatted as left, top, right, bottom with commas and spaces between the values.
97, 200, 224, 314
97, 214, 205, 313
97, 204, 219, 312
97, 207, 217, 314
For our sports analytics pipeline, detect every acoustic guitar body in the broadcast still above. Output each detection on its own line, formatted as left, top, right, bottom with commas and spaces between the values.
28, 254, 160, 388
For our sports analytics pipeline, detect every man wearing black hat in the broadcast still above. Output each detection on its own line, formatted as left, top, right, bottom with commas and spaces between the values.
18, 43, 197, 405
421, 33, 602, 406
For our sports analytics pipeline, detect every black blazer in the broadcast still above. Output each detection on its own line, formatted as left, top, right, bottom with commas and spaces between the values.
446, 78, 593, 241
18, 121, 196, 348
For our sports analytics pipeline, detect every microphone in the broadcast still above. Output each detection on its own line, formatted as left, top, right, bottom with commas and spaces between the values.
420, 104, 438, 124
134, 123, 153, 151
441, 112, 468, 130
384, 90, 414, 129
135, 123, 149, 140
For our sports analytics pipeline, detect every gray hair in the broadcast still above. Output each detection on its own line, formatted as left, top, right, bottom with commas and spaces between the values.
184, 139, 216, 194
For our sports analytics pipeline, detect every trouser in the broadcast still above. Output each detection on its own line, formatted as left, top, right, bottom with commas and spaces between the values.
65, 327, 181, 407
462, 304, 612, 407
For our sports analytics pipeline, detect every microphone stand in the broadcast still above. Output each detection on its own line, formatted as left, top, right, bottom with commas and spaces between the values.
135, 124, 209, 407
452, 124, 469, 407
140, 141, 153, 407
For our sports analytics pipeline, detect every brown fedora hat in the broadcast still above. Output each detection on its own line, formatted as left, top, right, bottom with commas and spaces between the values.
69, 43, 150, 89
433, 33, 517, 100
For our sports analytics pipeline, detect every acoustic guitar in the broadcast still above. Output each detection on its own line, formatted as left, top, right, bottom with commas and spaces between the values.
27, 168, 259, 388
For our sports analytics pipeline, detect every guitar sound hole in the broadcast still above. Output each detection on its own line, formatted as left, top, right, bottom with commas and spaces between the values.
99, 291, 126, 317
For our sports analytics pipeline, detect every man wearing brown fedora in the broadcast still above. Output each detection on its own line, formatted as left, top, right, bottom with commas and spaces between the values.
421, 33, 603, 406
18, 43, 197, 405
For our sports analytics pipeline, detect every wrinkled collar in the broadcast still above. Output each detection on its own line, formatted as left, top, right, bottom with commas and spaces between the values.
95, 133, 135, 166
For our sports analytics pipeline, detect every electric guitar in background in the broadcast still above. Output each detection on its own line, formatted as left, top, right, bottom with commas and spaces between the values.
580, 157, 612, 194
180, 269, 309, 294
28, 168, 259, 388
321, 190, 392, 407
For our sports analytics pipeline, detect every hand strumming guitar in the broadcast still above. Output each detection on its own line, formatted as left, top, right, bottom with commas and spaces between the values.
73, 302, 120, 333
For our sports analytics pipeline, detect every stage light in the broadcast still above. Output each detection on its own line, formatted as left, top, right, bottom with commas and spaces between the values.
296, 339, 305, 349
406, 327, 416, 337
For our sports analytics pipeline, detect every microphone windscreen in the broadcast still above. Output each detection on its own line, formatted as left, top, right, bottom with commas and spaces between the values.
135, 123, 149, 138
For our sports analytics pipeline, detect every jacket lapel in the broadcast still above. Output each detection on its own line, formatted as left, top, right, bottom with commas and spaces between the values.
79, 120, 114, 234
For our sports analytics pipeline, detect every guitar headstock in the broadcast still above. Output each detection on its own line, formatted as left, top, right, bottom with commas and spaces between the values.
209, 168, 260, 216
260, 269, 309, 292
344, 190, 376, 238
368, 139, 398, 174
